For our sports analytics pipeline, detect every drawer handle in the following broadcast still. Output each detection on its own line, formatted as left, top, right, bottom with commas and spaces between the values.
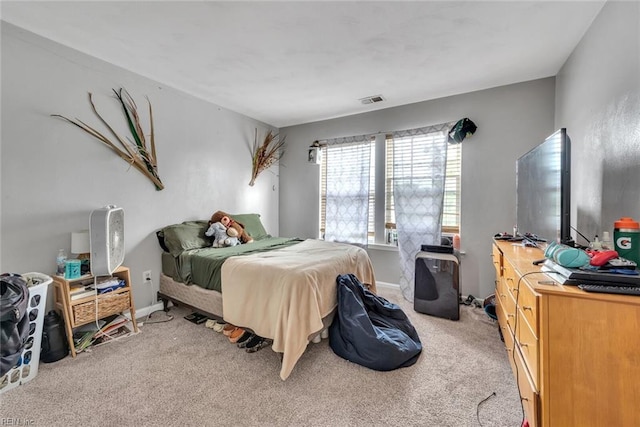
500, 293, 506, 298
520, 342, 529, 348
521, 397, 529, 402
510, 287, 519, 293
507, 314, 515, 318
506, 277, 514, 282
522, 306, 533, 311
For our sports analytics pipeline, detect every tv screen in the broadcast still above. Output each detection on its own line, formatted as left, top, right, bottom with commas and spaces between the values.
516, 128, 571, 245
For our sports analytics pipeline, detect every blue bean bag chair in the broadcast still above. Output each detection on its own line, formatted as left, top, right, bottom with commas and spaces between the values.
329, 274, 422, 371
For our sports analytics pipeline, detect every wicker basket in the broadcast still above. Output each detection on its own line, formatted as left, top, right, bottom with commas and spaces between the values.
73, 291, 130, 325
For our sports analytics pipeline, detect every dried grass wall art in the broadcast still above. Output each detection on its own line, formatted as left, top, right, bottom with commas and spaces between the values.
52, 88, 164, 191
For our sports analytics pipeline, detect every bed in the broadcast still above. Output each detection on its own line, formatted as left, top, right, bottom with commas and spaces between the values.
156, 214, 376, 380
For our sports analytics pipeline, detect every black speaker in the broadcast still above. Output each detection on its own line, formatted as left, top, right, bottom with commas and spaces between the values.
414, 252, 460, 320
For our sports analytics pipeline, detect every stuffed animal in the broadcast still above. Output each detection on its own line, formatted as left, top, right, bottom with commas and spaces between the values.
205, 221, 240, 248
209, 211, 254, 244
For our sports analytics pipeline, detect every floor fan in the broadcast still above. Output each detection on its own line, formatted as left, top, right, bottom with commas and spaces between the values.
90, 205, 125, 277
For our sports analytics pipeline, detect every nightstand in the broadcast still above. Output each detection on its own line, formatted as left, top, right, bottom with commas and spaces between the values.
52, 266, 138, 357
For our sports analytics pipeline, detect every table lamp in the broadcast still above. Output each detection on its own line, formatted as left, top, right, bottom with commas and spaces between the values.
71, 230, 90, 260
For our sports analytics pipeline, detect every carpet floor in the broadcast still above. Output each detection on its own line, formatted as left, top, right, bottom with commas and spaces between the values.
0, 286, 523, 426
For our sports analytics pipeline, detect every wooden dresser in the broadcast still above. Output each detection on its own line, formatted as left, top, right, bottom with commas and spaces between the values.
491, 240, 640, 426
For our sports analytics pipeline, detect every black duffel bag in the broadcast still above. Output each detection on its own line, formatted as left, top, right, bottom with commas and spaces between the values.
329, 274, 422, 371
1, 274, 30, 376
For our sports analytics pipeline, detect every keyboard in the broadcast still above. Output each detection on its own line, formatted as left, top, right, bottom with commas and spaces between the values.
578, 283, 640, 296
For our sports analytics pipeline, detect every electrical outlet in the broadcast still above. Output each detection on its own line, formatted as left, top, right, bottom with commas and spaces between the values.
143, 270, 152, 282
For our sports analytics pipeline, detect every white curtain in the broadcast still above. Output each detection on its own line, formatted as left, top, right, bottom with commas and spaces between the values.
392, 124, 450, 301
324, 135, 372, 245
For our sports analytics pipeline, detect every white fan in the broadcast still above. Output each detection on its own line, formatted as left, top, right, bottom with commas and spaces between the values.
90, 205, 125, 276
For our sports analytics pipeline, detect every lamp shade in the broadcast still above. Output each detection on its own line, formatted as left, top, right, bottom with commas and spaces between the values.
71, 230, 90, 255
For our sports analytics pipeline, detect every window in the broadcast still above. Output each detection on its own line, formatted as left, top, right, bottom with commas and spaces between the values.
320, 126, 461, 245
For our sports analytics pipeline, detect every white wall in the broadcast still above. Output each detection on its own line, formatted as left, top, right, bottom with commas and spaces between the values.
279, 79, 555, 298
555, 0, 640, 243
1, 23, 279, 309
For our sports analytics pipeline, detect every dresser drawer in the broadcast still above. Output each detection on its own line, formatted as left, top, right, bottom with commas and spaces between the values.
496, 275, 515, 326
502, 260, 520, 301
517, 309, 539, 389
503, 291, 517, 332
496, 299, 517, 376
514, 343, 539, 427
517, 279, 539, 338
492, 244, 503, 278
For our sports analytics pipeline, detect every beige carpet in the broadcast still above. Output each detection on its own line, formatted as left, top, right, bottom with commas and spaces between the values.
0, 287, 522, 426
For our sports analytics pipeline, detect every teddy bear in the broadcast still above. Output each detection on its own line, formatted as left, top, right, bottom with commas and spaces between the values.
209, 211, 254, 244
205, 221, 240, 248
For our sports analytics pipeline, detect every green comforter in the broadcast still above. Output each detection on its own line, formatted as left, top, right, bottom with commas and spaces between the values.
174, 237, 303, 292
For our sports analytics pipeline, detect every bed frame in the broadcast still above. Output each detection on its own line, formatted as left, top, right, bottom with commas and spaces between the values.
158, 273, 335, 338
158, 273, 224, 320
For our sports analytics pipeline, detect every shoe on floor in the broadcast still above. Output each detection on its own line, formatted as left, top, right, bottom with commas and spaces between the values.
245, 337, 272, 353
222, 324, 237, 336
242, 334, 263, 349
213, 321, 226, 333
236, 332, 254, 347
229, 328, 246, 343
205, 319, 217, 329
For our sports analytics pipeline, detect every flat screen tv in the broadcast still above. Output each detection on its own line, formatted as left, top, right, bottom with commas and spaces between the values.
516, 128, 572, 246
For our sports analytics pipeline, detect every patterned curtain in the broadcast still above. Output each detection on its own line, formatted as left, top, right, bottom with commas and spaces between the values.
392, 124, 450, 301
324, 135, 372, 245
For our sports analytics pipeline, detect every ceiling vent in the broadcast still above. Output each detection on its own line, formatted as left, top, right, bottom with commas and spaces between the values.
359, 95, 385, 105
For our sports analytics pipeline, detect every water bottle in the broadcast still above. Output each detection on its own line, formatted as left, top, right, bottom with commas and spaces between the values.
613, 217, 640, 265
56, 249, 67, 277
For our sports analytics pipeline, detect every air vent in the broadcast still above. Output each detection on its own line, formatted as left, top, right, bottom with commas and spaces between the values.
359, 95, 385, 105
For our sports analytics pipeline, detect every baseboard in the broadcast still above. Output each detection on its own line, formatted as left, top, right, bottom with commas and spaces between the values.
124, 302, 165, 321
376, 281, 399, 289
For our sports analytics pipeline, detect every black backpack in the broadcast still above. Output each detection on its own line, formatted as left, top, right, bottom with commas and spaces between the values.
1, 274, 30, 376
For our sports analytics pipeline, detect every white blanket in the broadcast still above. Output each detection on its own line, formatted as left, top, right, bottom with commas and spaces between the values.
221, 239, 376, 380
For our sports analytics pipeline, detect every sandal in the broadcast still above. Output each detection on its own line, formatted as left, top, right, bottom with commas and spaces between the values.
213, 321, 226, 333
204, 319, 217, 329
222, 324, 237, 336
229, 328, 246, 343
